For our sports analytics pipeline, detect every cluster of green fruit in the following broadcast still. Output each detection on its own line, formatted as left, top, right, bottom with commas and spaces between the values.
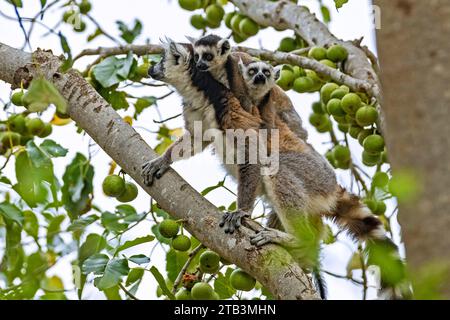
0, 112, 52, 154
158, 219, 192, 252
174, 251, 256, 300
276, 44, 349, 94
179, 0, 226, 30
224, 12, 260, 43
102, 174, 139, 203
62, 1, 92, 32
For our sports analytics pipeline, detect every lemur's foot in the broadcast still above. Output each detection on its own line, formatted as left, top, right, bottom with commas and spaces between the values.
219, 210, 250, 234
250, 228, 298, 248
141, 156, 171, 186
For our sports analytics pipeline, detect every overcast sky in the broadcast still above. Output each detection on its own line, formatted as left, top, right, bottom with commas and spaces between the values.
0, 0, 391, 300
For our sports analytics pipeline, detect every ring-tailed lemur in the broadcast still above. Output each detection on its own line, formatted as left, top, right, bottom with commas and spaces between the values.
188, 34, 309, 142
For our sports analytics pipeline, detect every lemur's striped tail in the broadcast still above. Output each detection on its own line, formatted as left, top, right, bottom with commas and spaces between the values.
330, 186, 386, 241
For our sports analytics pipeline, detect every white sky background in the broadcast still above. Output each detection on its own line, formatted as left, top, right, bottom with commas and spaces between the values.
0, 0, 398, 300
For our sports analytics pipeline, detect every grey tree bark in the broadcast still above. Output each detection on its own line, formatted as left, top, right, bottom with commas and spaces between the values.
374, 0, 450, 298
0, 42, 319, 300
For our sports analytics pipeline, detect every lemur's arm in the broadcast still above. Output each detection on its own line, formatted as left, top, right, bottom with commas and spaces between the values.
227, 55, 254, 113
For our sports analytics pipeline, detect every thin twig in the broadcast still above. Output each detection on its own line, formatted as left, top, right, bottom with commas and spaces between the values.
172, 244, 205, 294
118, 282, 139, 300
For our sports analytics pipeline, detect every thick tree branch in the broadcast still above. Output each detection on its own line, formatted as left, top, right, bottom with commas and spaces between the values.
0, 42, 319, 300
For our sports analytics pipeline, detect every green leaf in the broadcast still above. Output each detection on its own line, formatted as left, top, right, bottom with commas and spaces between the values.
101, 205, 142, 234
3, 222, 23, 280
134, 96, 156, 117
46, 215, 65, 246
82, 253, 109, 274
321, 5, 331, 23
115, 235, 155, 255
97, 258, 129, 290
68, 214, 98, 233
0, 202, 24, 226
128, 254, 150, 265
78, 233, 107, 264
108, 90, 129, 110
7, 0, 22, 7
126, 268, 144, 286
40, 0, 47, 8
166, 249, 188, 283
40, 139, 68, 157
87, 28, 104, 42
92, 52, 134, 88
214, 272, 236, 299
23, 210, 39, 238
103, 286, 122, 300
116, 19, 142, 44
151, 224, 170, 245
22, 77, 67, 114
62, 153, 94, 220
149, 266, 175, 300
334, 0, 349, 9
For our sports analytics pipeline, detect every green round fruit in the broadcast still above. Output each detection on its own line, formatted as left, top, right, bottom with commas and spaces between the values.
308, 46, 327, 61
327, 44, 348, 62
211, 292, 220, 300
116, 182, 138, 202
381, 150, 389, 164
276, 69, 295, 91
179, 0, 201, 11
349, 125, 363, 139
239, 18, 259, 36
172, 235, 191, 252
20, 134, 33, 146
357, 92, 369, 104
309, 113, 328, 128
320, 83, 339, 104
293, 76, 314, 93
199, 250, 220, 273
224, 12, 235, 28
333, 115, 348, 124
102, 175, 125, 197
175, 288, 192, 300
159, 219, 180, 238
37, 123, 52, 138
336, 159, 350, 170
74, 21, 86, 32
327, 98, 346, 117
330, 88, 347, 100
1, 132, 21, 148
374, 201, 386, 215
278, 37, 297, 52
232, 32, 246, 43
364, 199, 378, 213
362, 150, 381, 167
191, 282, 214, 300
357, 129, 372, 146
63, 10, 76, 23
9, 114, 26, 133
230, 14, 244, 33
356, 106, 378, 127
205, 4, 224, 25
339, 85, 350, 94
190, 14, 207, 29
26, 118, 45, 136
320, 59, 337, 69
325, 150, 336, 166
363, 134, 385, 154
11, 91, 25, 106
304, 70, 323, 91
292, 66, 306, 78
333, 145, 351, 163
345, 114, 357, 125
230, 269, 256, 291
316, 118, 332, 133
136, 63, 150, 78
79, 0, 92, 14
338, 123, 350, 133
341, 93, 362, 115
372, 172, 389, 188
312, 101, 325, 114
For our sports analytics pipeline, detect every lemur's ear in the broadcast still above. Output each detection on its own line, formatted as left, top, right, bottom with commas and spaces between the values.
218, 38, 231, 55
273, 65, 282, 81
168, 39, 188, 59
185, 35, 197, 45
238, 57, 245, 74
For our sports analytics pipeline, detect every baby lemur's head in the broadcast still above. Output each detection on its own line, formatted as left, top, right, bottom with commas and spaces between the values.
188, 34, 231, 72
239, 60, 281, 102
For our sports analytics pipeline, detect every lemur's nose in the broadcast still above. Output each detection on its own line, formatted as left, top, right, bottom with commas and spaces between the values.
254, 74, 266, 84
197, 61, 209, 71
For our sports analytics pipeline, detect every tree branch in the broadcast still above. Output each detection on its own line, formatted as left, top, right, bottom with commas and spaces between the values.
0, 42, 319, 300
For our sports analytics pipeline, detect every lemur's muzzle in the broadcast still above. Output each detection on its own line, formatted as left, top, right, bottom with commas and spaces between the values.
148, 65, 163, 80
253, 74, 266, 85
196, 61, 209, 71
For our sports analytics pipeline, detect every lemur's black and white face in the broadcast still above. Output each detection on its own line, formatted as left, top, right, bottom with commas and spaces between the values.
148, 38, 192, 86
188, 34, 231, 72
239, 60, 281, 97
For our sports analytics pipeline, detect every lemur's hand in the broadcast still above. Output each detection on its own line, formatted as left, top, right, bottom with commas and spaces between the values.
219, 210, 250, 234
141, 156, 171, 186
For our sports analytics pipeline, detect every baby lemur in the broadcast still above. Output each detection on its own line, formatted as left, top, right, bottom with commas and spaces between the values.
187, 34, 309, 142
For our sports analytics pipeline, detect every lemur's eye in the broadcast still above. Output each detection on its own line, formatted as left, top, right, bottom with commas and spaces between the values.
263, 69, 271, 77
194, 54, 199, 62
248, 68, 256, 76
205, 53, 213, 61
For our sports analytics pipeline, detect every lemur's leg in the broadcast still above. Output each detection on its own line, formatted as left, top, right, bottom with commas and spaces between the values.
142, 132, 210, 186
220, 162, 261, 234
250, 227, 301, 248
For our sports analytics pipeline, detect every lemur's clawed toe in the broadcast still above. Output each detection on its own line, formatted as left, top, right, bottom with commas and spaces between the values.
219, 210, 249, 234
141, 156, 171, 186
